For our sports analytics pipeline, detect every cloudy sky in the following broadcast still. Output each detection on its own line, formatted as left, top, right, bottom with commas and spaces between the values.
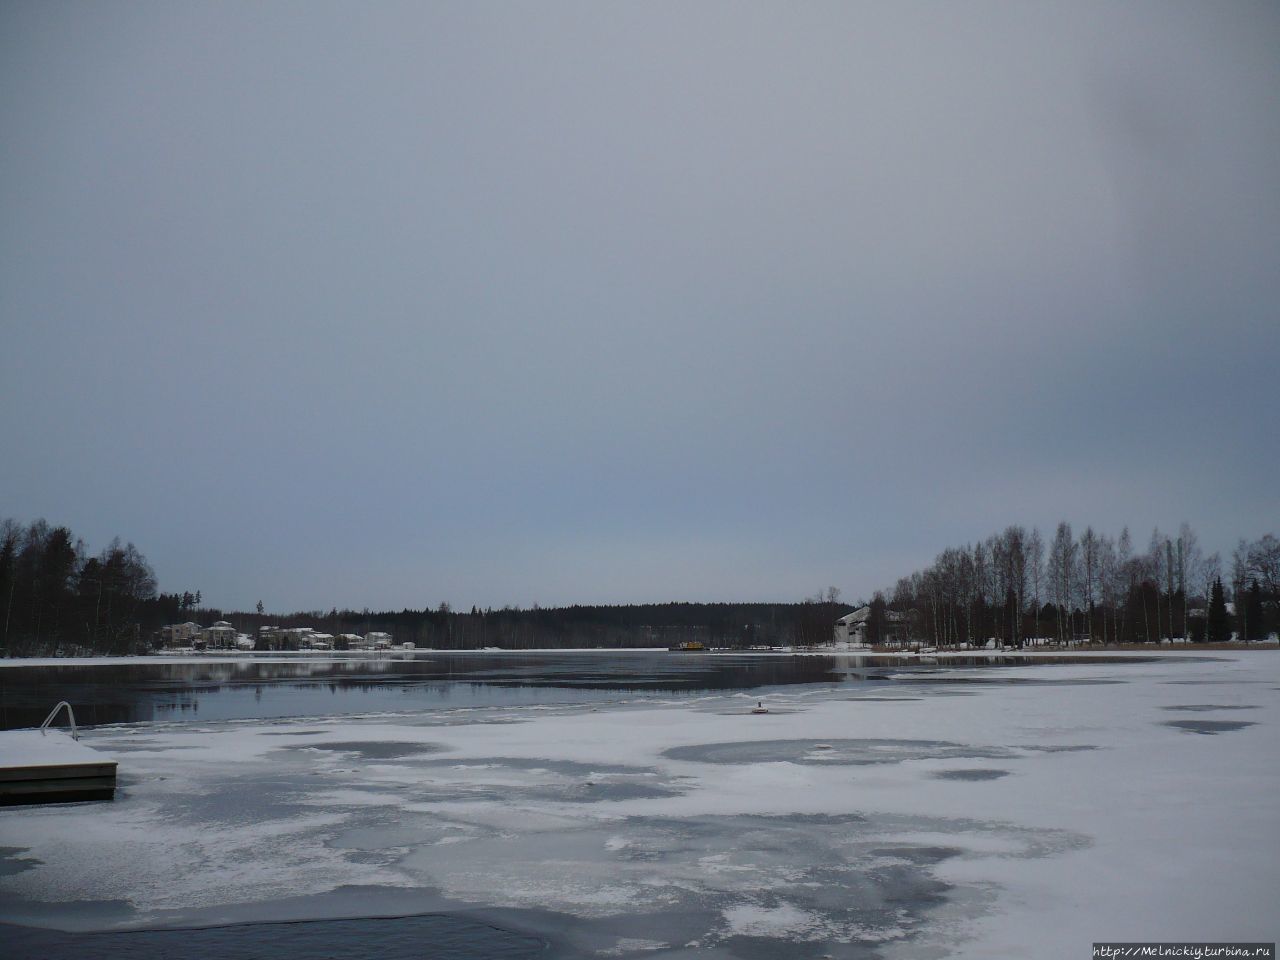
2, 1, 1277, 612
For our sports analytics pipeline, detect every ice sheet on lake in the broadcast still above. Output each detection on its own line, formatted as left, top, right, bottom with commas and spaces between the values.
1, 651, 1277, 959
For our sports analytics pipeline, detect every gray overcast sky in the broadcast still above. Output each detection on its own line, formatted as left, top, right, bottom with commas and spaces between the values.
2, 1, 1277, 612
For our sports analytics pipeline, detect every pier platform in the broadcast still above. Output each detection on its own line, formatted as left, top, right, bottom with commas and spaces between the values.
0, 729, 117, 806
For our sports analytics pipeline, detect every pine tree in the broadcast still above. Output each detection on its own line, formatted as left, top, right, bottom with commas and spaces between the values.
1003, 587, 1019, 648
1206, 578, 1230, 644
867, 592, 887, 646
1244, 581, 1265, 642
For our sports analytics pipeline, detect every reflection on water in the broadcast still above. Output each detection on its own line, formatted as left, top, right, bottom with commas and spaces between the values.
0, 652, 1149, 730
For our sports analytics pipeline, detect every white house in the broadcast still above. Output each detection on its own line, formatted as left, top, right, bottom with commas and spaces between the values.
257, 625, 326, 650
278, 627, 315, 648
834, 606, 911, 647
162, 622, 202, 645
834, 608, 868, 645
201, 621, 238, 648
365, 632, 394, 649
305, 632, 334, 650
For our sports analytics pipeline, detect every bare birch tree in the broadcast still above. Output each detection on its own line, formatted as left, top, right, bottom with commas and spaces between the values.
1117, 527, 1134, 643
1027, 527, 1044, 643
1080, 527, 1099, 642
1047, 522, 1076, 644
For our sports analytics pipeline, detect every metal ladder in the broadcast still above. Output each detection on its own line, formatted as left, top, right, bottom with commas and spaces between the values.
39, 701, 79, 740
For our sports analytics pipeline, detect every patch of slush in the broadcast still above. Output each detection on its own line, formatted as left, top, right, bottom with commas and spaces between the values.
99, 743, 202, 753
881, 675, 1127, 686
1161, 720, 1258, 735
1160, 704, 1259, 712
1, 804, 383, 915
595, 936, 670, 955
698, 705, 805, 715
866, 845, 963, 864
0, 848, 42, 877
930, 769, 1010, 781
663, 738, 1017, 765
407, 756, 690, 804
722, 901, 823, 938
1019, 744, 1099, 753
258, 729, 331, 736
425, 757, 645, 775
282, 741, 445, 759
395, 811, 1083, 953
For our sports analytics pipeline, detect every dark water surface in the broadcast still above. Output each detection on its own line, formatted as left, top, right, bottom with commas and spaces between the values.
0, 652, 1152, 730
1, 914, 547, 960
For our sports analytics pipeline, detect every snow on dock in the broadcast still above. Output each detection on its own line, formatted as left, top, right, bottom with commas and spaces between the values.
0, 729, 117, 806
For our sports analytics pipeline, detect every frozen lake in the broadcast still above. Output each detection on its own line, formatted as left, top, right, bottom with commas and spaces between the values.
1, 651, 1277, 959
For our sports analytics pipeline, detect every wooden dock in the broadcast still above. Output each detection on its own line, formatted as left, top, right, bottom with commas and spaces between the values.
0, 729, 118, 806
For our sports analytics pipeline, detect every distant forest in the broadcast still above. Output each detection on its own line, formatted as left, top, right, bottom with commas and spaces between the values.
227, 598, 847, 653
0, 517, 846, 656
2, 516, 1275, 657
867, 524, 1278, 648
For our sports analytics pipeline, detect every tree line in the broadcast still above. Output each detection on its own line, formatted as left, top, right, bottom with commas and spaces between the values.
868, 523, 1278, 647
7, 512, 1274, 657
230, 594, 850, 651
1, 516, 854, 655
0, 517, 196, 656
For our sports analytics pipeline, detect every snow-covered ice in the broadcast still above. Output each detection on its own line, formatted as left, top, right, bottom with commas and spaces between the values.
1, 650, 1276, 958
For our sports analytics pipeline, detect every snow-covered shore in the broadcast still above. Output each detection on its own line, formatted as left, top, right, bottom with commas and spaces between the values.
1, 651, 1276, 958
1, 645, 1266, 670
0, 648, 671, 668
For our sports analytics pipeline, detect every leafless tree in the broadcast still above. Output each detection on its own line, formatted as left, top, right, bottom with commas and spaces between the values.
1027, 528, 1044, 642
1117, 527, 1135, 643
1232, 540, 1251, 640
1096, 533, 1117, 644
1080, 527, 1099, 642
1245, 534, 1279, 598
1047, 522, 1076, 643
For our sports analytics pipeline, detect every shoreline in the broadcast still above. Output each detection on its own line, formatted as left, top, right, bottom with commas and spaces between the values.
0, 642, 1274, 669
